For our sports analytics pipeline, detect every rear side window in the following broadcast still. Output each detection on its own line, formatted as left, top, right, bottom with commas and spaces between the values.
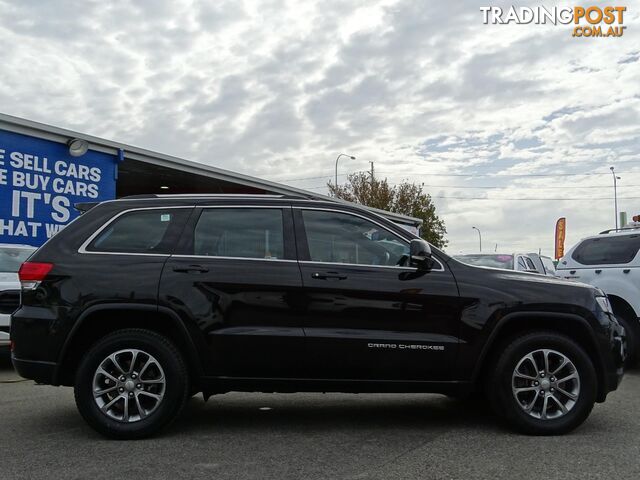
193, 208, 284, 259
572, 235, 640, 265
87, 209, 190, 254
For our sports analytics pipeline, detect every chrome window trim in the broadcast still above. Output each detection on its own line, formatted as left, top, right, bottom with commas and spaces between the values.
78, 206, 194, 256
198, 205, 291, 209
77, 204, 446, 273
295, 207, 446, 272
171, 254, 296, 263
298, 259, 445, 272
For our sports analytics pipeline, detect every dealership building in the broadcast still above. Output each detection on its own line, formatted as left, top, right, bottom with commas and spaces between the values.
0, 113, 420, 247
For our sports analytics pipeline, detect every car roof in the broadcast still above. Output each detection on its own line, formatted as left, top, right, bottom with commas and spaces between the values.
579, 228, 640, 242
86, 194, 393, 217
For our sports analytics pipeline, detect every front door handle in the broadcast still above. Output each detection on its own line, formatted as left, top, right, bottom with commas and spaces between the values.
311, 272, 347, 280
173, 265, 209, 274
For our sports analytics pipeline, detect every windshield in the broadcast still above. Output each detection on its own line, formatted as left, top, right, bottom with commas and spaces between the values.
0, 246, 35, 273
454, 254, 514, 270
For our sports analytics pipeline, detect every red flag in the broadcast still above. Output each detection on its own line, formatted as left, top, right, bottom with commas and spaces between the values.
555, 218, 566, 260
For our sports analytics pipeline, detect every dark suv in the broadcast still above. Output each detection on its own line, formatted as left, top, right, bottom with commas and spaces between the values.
11, 194, 625, 438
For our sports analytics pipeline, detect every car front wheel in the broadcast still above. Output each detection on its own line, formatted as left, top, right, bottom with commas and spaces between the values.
74, 328, 189, 439
487, 331, 597, 435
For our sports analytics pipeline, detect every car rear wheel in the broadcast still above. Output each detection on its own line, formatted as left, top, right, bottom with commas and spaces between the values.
74, 329, 189, 439
487, 331, 596, 435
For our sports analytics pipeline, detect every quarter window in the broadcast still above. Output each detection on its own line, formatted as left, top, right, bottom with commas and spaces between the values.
193, 208, 284, 260
301, 210, 410, 266
88, 209, 189, 254
572, 235, 640, 265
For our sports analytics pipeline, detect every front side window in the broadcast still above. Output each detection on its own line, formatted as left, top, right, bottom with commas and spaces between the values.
193, 208, 284, 259
572, 235, 640, 265
88, 209, 188, 254
301, 210, 409, 266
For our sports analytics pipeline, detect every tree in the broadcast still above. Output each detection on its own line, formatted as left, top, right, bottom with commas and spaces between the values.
328, 172, 448, 248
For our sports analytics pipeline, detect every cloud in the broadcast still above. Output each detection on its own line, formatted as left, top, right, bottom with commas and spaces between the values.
0, 0, 639, 255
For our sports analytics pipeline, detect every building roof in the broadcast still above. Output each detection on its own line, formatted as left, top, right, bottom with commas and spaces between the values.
0, 112, 421, 227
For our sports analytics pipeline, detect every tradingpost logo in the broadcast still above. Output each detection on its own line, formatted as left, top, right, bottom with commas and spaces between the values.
480, 5, 627, 37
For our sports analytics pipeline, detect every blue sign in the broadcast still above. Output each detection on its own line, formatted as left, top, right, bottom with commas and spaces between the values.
0, 129, 117, 246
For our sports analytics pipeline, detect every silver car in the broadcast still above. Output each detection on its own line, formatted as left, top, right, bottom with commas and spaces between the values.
0, 244, 36, 352
452, 253, 540, 273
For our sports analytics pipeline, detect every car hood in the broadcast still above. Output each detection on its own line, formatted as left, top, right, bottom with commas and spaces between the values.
488, 268, 596, 291
451, 262, 601, 304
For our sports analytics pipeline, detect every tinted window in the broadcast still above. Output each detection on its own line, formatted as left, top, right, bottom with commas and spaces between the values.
194, 208, 284, 259
302, 210, 409, 266
0, 246, 35, 272
89, 209, 188, 254
525, 258, 537, 271
455, 254, 514, 270
572, 235, 640, 265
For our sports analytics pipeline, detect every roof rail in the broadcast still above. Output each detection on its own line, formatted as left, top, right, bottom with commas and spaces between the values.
598, 226, 640, 234
120, 193, 312, 200
74, 202, 99, 213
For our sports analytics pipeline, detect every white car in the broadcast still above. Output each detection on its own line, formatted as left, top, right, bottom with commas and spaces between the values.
0, 244, 36, 352
527, 252, 558, 277
556, 226, 640, 362
453, 253, 540, 273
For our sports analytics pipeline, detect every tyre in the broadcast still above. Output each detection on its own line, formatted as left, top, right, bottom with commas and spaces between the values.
486, 331, 597, 435
74, 329, 189, 439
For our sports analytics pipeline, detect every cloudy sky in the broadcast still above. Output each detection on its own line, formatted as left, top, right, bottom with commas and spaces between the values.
1, 0, 639, 255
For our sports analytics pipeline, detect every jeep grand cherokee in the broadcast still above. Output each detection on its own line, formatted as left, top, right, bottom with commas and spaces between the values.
10, 194, 625, 438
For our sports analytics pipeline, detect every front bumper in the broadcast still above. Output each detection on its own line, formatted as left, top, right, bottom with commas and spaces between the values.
603, 317, 626, 398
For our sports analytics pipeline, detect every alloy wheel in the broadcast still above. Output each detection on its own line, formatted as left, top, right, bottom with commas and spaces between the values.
92, 349, 166, 423
511, 349, 580, 420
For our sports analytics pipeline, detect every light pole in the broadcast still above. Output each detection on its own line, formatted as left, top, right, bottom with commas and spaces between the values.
472, 226, 482, 252
335, 153, 356, 187
610, 166, 621, 229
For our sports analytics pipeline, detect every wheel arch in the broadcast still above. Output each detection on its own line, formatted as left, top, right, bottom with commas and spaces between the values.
608, 294, 639, 325
55, 304, 204, 388
591, 278, 640, 317
472, 312, 607, 402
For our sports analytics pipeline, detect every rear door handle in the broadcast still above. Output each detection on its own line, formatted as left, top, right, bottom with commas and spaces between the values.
311, 272, 347, 280
173, 265, 209, 273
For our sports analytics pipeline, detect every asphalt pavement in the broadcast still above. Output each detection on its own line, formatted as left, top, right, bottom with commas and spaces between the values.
1, 355, 639, 480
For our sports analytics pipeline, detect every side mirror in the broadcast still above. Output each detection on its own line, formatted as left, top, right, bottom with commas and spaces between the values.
410, 239, 434, 270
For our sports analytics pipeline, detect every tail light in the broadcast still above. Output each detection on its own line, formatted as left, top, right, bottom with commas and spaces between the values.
18, 262, 53, 290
